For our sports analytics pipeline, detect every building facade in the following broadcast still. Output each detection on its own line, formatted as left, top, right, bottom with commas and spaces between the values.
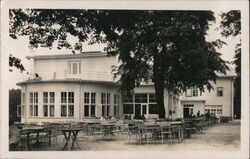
17, 52, 235, 123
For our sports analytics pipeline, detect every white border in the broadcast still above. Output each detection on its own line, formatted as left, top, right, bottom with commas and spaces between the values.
1, 0, 249, 159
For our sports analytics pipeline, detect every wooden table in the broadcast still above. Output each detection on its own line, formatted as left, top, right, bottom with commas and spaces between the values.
61, 128, 82, 151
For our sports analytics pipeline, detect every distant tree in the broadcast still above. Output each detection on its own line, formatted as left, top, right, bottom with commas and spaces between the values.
220, 10, 241, 119
9, 9, 229, 118
9, 89, 21, 125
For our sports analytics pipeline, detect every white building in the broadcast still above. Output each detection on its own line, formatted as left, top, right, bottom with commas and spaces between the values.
17, 52, 235, 123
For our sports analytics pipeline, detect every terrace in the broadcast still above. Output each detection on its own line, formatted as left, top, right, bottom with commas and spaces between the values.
9, 117, 240, 151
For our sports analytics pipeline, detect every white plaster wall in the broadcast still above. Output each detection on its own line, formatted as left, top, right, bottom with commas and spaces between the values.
180, 78, 234, 117
33, 56, 117, 81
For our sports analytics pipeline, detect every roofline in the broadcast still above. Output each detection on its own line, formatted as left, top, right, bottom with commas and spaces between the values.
16, 79, 120, 86
28, 51, 108, 60
181, 100, 206, 102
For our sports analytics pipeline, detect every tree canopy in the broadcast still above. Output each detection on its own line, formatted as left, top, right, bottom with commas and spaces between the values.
220, 10, 241, 118
9, 9, 229, 118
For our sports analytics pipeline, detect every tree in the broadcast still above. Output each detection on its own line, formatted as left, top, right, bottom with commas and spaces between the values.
9, 9, 229, 118
9, 89, 21, 125
220, 10, 241, 118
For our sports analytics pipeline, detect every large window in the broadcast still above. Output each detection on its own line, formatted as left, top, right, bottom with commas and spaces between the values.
217, 87, 223, 97
84, 92, 96, 117
29, 92, 38, 116
205, 105, 222, 116
101, 93, 110, 117
43, 92, 55, 117
61, 92, 74, 117
114, 94, 120, 117
68, 61, 81, 75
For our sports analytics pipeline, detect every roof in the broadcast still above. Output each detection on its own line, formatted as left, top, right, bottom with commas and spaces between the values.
27, 51, 108, 60
216, 67, 237, 78
17, 79, 120, 86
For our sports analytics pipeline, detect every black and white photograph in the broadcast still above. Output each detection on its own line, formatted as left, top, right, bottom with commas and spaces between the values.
0, 0, 249, 159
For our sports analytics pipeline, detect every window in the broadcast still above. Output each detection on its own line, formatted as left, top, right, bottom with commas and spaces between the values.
29, 92, 38, 116
192, 87, 198, 97
217, 87, 223, 96
61, 92, 74, 117
149, 94, 156, 103
122, 94, 133, 103
135, 94, 147, 103
123, 104, 133, 114
101, 93, 110, 117
205, 105, 222, 116
114, 94, 120, 117
149, 104, 158, 114
84, 92, 96, 117
43, 92, 55, 117
68, 61, 81, 75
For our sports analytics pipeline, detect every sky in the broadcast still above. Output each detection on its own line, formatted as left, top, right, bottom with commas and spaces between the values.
7, 10, 240, 89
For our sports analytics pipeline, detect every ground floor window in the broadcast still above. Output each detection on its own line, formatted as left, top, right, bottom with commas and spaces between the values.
123, 93, 157, 115
43, 92, 55, 117
114, 94, 120, 117
29, 92, 38, 116
101, 93, 110, 117
84, 92, 96, 117
205, 105, 222, 116
61, 92, 74, 117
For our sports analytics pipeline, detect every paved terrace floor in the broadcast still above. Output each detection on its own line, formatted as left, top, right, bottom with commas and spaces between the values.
36, 120, 240, 151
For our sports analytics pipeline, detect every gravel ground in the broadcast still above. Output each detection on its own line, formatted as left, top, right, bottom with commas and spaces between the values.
36, 120, 240, 151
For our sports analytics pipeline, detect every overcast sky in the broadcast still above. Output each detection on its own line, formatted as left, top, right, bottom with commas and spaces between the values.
7, 10, 240, 89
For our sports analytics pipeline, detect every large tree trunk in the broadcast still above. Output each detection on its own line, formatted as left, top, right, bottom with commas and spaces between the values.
153, 54, 166, 119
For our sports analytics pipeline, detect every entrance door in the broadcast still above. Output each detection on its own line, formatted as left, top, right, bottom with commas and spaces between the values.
183, 108, 190, 118
135, 104, 141, 117
135, 104, 147, 117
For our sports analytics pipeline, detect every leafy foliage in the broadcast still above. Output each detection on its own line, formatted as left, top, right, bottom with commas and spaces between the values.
9, 9, 229, 118
9, 54, 25, 72
220, 10, 241, 118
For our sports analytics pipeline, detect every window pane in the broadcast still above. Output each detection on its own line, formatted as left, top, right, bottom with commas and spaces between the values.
142, 105, 147, 114
61, 92, 67, 103
91, 93, 96, 104
107, 93, 110, 104
72, 63, 77, 74
30, 105, 33, 116
84, 105, 89, 116
91, 105, 95, 117
123, 94, 133, 103
149, 94, 156, 102
135, 94, 147, 103
43, 92, 48, 103
68, 92, 74, 103
68, 105, 74, 116
102, 105, 105, 116
43, 105, 48, 117
50, 105, 54, 117
107, 105, 110, 116
29, 93, 33, 103
50, 92, 55, 103
101, 93, 106, 104
149, 104, 158, 114
61, 105, 67, 116
84, 92, 89, 104
34, 105, 38, 116
123, 104, 133, 114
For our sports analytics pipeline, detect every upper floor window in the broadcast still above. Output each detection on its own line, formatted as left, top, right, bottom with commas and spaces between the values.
192, 87, 199, 97
217, 87, 223, 97
68, 61, 81, 75
186, 87, 199, 97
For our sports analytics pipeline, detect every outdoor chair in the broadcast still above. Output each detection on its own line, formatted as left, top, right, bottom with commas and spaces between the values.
160, 124, 172, 144
127, 124, 140, 144
170, 126, 183, 143
93, 124, 103, 141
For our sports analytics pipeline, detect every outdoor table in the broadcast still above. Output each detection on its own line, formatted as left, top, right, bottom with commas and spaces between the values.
61, 128, 82, 151
20, 127, 50, 150
101, 123, 116, 140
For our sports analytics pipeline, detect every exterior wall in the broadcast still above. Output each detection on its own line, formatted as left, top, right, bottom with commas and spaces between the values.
180, 77, 234, 118
32, 55, 117, 82
181, 101, 205, 117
